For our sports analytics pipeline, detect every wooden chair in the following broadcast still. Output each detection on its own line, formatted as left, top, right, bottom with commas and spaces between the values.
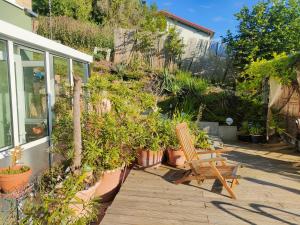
175, 122, 240, 199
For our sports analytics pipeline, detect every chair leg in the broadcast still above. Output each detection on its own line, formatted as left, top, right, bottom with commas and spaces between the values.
209, 162, 237, 199
231, 178, 239, 189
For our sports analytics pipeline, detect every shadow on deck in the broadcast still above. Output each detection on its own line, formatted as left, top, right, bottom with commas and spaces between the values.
100, 142, 300, 225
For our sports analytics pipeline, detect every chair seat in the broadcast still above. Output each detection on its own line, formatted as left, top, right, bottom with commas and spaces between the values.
193, 164, 238, 179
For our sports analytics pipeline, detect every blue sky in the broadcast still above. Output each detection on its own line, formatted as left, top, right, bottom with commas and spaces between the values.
147, 0, 261, 40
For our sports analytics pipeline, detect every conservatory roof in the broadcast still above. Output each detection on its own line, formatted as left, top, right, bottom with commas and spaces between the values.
0, 19, 93, 62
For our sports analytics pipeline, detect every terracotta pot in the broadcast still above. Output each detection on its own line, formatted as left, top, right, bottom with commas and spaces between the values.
32, 126, 44, 135
69, 180, 101, 217
0, 166, 32, 193
137, 149, 164, 167
167, 148, 186, 167
94, 168, 122, 202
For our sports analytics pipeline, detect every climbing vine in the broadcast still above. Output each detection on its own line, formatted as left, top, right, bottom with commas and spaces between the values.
238, 53, 300, 100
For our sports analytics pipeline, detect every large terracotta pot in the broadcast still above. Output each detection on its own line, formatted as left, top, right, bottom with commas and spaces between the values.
0, 165, 32, 193
137, 149, 164, 167
69, 180, 101, 217
94, 168, 122, 202
167, 148, 186, 167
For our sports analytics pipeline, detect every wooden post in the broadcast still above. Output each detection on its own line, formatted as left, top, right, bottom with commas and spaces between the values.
72, 75, 82, 174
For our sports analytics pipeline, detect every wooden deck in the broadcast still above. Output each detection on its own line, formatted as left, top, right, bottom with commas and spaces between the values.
101, 143, 300, 225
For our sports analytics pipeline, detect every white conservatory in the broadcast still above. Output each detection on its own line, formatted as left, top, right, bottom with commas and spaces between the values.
0, 19, 93, 172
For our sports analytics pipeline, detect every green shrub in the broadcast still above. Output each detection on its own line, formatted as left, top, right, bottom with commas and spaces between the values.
21, 174, 98, 225
33, 0, 93, 21
37, 16, 113, 53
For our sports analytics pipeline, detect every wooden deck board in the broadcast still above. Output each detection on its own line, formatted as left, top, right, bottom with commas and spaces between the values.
100, 143, 300, 225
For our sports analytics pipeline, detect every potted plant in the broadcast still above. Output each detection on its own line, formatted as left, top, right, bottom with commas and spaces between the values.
82, 113, 133, 202
237, 121, 251, 142
135, 113, 165, 167
0, 146, 32, 193
249, 124, 265, 143
160, 118, 185, 167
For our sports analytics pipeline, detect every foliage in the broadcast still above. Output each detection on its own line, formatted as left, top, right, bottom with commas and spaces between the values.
164, 27, 185, 64
223, 0, 300, 71
21, 174, 98, 225
238, 53, 300, 101
94, 0, 148, 27
52, 97, 74, 160
239, 121, 250, 135
194, 131, 211, 149
33, 0, 93, 21
0, 166, 30, 175
161, 70, 209, 96
249, 124, 265, 135
82, 73, 159, 171
134, 4, 167, 53
268, 114, 285, 134
37, 16, 113, 53
159, 110, 211, 150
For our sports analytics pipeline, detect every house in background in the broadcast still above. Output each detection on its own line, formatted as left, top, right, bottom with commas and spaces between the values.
0, 0, 93, 178
160, 10, 214, 59
0, 0, 36, 31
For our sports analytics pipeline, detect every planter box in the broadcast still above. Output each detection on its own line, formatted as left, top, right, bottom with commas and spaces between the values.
167, 149, 186, 167
219, 126, 237, 142
137, 149, 164, 168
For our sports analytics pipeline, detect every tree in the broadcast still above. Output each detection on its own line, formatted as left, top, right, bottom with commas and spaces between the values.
33, 0, 92, 21
164, 27, 185, 67
72, 75, 82, 174
223, 0, 300, 72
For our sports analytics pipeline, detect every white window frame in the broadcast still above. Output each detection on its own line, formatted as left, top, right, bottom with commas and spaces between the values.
0, 19, 92, 156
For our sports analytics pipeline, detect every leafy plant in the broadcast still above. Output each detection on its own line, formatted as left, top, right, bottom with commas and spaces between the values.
37, 16, 113, 53
223, 0, 300, 72
239, 121, 250, 135
249, 124, 264, 135
194, 131, 211, 149
164, 27, 185, 66
0, 166, 30, 175
21, 174, 98, 225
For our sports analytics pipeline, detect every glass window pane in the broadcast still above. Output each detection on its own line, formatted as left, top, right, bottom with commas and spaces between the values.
0, 40, 12, 149
51, 55, 69, 101
14, 45, 48, 144
73, 60, 88, 82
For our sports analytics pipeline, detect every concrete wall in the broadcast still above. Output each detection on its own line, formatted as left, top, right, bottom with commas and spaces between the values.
0, 0, 32, 31
198, 121, 237, 142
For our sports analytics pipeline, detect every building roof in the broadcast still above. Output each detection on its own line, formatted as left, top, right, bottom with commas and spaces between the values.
160, 10, 215, 38
0, 19, 93, 62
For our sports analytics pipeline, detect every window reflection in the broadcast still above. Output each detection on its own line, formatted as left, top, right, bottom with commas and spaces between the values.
14, 45, 48, 144
0, 40, 12, 149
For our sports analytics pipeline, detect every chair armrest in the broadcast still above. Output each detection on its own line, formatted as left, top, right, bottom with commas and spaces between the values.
188, 157, 226, 163
195, 149, 232, 154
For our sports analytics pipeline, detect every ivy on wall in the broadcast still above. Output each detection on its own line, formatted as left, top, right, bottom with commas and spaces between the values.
238, 53, 300, 100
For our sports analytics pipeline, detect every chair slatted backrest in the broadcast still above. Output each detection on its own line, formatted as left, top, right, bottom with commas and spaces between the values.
176, 123, 198, 162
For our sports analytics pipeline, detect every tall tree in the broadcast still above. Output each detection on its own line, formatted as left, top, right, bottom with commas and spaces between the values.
223, 0, 300, 72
